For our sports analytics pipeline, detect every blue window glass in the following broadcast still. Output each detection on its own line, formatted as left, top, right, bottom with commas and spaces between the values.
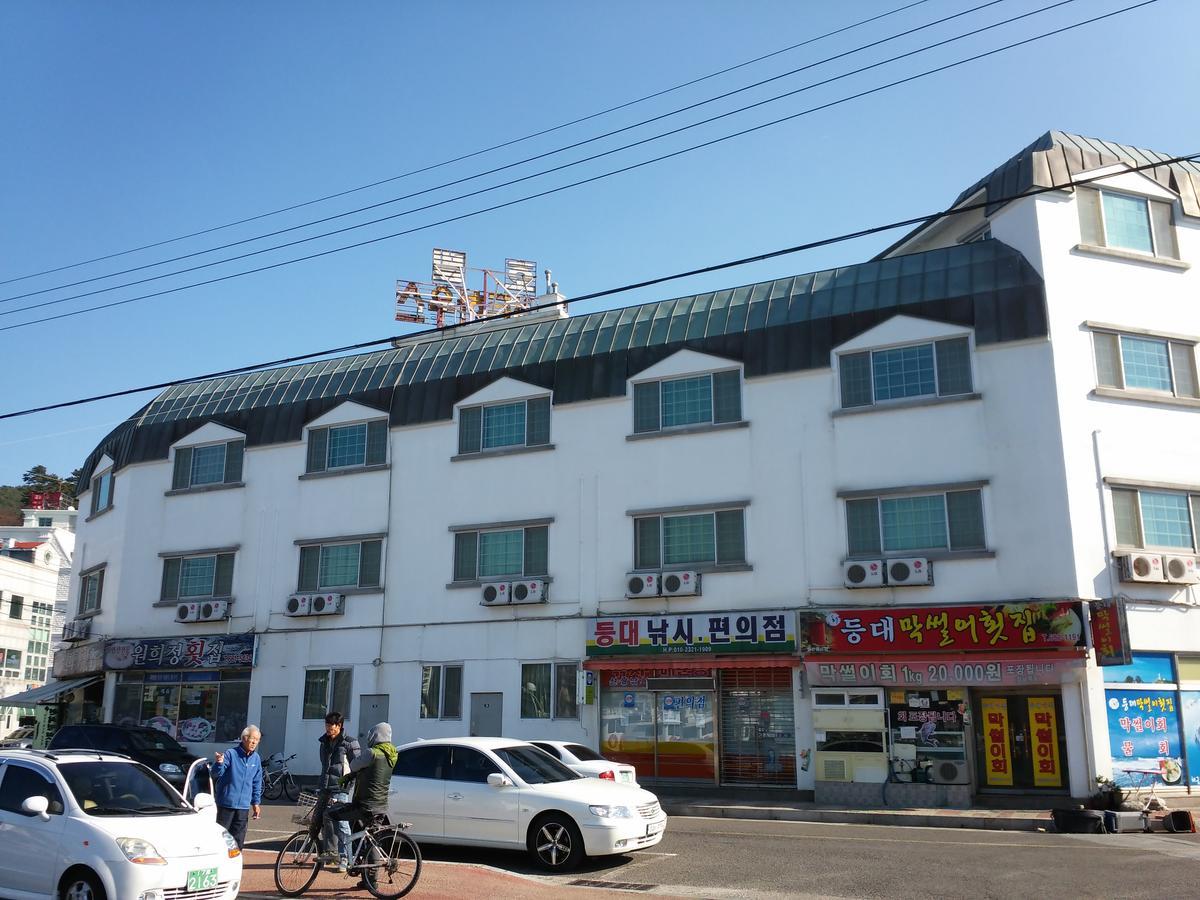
662, 514, 716, 565
880, 495, 947, 551
1101, 653, 1176, 686
1139, 492, 1194, 548
872, 344, 936, 401
179, 557, 216, 597
478, 530, 524, 577
190, 445, 226, 485
1120, 336, 1173, 392
661, 375, 713, 428
327, 424, 367, 468
482, 402, 526, 449
319, 544, 360, 588
1102, 192, 1153, 253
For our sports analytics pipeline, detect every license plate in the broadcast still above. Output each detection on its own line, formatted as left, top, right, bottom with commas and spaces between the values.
187, 867, 218, 892
620, 772, 633, 783
646, 821, 664, 837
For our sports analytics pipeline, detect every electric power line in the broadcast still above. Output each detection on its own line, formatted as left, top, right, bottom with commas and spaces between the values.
4, 148, 1195, 424
0, 0, 1097, 323
0, 0, 936, 290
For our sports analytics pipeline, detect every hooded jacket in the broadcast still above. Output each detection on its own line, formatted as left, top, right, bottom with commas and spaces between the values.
345, 722, 397, 812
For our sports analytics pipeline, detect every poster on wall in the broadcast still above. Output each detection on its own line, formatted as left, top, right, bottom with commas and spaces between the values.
1182, 691, 1200, 788
981, 697, 1014, 787
1027, 697, 1062, 788
1105, 688, 1185, 788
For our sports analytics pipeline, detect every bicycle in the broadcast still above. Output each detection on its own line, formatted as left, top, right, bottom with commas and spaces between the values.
262, 752, 301, 801
274, 794, 421, 899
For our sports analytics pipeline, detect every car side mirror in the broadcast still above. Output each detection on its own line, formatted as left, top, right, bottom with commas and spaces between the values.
486, 773, 513, 788
192, 792, 216, 811
21, 795, 50, 821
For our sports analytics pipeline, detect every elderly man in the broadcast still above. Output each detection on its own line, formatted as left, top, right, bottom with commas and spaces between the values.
210, 725, 264, 848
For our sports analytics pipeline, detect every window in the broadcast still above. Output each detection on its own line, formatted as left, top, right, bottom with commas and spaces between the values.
297, 540, 382, 591
3, 650, 20, 674
846, 489, 985, 556
302, 668, 352, 719
1112, 488, 1199, 551
812, 688, 884, 708
171, 439, 245, 490
458, 396, 550, 454
634, 508, 745, 569
420, 664, 463, 719
395, 745, 449, 779
840, 337, 972, 409
160, 553, 235, 601
0, 764, 64, 816
37, 517, 52, 528
90, 468, 114, 515
521, 661, 578, 719
447, 747, 502, 783
306, 420, 387, 473
112, 669, 251, 743
453, 525, 548, 582
633, 370, 741, 434
1077, 187, 1178, 259
1093, 331, 1198, 398
78, 568, 104, 615
8, 595, 22, 619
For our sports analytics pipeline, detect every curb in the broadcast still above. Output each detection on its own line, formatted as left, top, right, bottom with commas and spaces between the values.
662, 801, 1047, 832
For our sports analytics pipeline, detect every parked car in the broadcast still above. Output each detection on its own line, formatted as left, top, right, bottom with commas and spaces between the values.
0, 747, 242, 900
388, 736, 666, 871
48, 724, 201, 793
0, 727, 36, 749
529, 740, 638, 786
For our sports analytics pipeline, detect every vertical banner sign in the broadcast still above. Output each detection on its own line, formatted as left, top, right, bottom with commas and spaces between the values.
1028, 697, 1062, 788
1089, 599, 1132, 666
982, 697, 1014, 786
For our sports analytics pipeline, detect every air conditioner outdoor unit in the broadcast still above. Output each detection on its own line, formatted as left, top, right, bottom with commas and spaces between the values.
819, 756, 850, 782
61, 619, 91, 642
844, 560, 884, 588
662, 571, 700, 596
176, 603, 201, 623
887, 557, 932, 586
1118, 553, 1165, 583
510, 580, 547, 604
284, 594, 312, 616
310, 593, 345, 616
626, 572, 660, 598
929, 759, 970, 785
1163, 555, 1200, 584
197, 600, 229, 622
480, 582, 510, 606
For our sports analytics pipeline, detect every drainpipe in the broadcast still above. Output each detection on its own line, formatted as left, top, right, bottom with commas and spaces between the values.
1082, 428, 1112, 794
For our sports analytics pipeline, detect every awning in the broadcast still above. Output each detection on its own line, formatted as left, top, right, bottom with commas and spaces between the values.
0, 676, 101, 707
583, 654, 800, 671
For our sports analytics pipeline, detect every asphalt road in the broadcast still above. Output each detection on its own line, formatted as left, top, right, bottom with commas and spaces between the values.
247, 802, 1200, 898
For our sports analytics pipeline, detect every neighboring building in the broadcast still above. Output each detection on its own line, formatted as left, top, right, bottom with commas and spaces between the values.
60, 132, 1200, 804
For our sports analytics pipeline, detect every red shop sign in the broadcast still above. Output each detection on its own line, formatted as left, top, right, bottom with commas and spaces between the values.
1089, 598, 1132, 667
806, 601, 1084, 654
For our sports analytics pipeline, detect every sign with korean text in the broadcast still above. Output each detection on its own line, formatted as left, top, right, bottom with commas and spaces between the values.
807, 602, 1084, 654
805, 653, 1082, 689
1105, 688, 1184, 788
104, 634, 255, 671
601, 667, 715, 690
586, 611, 794, 657
1089, 598, 1132, 666
1028, 696, 1062, 788
981, 697, 1014, 786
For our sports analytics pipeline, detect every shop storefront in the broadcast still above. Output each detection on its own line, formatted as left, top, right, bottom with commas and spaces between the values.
804, 601, 1087, 803
585, 610, 798, 786
103, 633, 255, 747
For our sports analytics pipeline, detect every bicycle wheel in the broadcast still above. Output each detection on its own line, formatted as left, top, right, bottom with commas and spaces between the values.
263, 774, 283, 801
360, 827, 422, 899
284, 773, 302, 802
273, 830, 321, 897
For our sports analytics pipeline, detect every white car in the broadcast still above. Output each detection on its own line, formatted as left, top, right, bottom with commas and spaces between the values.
529, 740, 638, 786
0, 727, 36, 750
388, 737, 666, 870
0, 748, 242, 900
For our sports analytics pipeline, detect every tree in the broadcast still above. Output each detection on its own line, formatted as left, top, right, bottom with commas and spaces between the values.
19, 465, 78, 508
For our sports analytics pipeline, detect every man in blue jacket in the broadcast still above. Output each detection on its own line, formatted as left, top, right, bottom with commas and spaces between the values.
210, 724, 264, 848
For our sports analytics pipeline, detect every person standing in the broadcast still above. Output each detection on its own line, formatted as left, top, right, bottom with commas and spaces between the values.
317, 711, 361, 872
210, 724, 264, 849
325, 722, 399, 889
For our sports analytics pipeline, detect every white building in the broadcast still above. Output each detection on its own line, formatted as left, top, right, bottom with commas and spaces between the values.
60, 132, 1200, 804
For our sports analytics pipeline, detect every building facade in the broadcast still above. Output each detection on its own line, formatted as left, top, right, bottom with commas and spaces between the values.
61, 132, 1200, 803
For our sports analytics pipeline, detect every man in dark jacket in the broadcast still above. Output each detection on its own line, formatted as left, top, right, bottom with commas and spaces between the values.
209, 725, 264, 848
317, 711, 361, 871
325, 722, 398, 887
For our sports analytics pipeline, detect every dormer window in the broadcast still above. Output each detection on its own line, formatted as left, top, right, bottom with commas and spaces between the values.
306, 419, 387, 473
90, 468, 115, 516
1078, 187, 1178, 260
839, 337, 973, 409
172, 439, 245, 490
633, 370, 742, 434
457, 397, 550, 455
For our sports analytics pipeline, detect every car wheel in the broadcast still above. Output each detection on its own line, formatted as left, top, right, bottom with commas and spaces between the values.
60, 870, 107, 900
528, 813, 584, 871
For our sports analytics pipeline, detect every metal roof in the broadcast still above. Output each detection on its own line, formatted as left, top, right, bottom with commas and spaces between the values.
78, 239, 1046, 489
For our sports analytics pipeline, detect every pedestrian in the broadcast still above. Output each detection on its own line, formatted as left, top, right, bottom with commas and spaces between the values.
318, 711, 361, 872
210, 724, 264, 849
325, 722, 398, 890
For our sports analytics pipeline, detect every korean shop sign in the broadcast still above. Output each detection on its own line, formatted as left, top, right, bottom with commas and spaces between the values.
807, 602, 1084, 654
805, 653, 1082, 689
1027, 696, 1062, 788
586, 610, 795, 657
104, 634, 255, 671
1089, 598, 1132, 666
981, 697, 1014, 787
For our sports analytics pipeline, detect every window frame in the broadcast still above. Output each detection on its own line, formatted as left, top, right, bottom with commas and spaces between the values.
452, 523, 549, 583
1111, 487, 1199, 552
171, 438, 245, 491
844, 487, 987, 558
90, 467, 115, 516
78, 566, 105, 616
632, 368, 743, 435
419, 663, 464, 720
457, 395, 552, 456
160, 551, 236, 602
1083, 186, 1178, 259
305, 417, 388, 475
1092, 328, 1198, 400
632, 506, 747, 571
520, 660, 579, 720
301, 667, 353, 720
297, 538, 383, 592
8, 595, 23, 620
838, 336, 974, 410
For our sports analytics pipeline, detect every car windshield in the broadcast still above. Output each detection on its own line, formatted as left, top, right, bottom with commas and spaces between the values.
125, 730, 187, 753
495, 745, 581, 784
563, 743, 605, 762
60, 761, 191, 815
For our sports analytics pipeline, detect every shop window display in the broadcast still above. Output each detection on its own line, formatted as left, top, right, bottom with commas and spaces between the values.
112, 670, 251, 743
887, 689, 968, 781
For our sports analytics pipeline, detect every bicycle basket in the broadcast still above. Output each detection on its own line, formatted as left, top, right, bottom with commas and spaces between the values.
291, 790, 320, 825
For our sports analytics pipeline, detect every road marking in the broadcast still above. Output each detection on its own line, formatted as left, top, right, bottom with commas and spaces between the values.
665, 827, 1122, 849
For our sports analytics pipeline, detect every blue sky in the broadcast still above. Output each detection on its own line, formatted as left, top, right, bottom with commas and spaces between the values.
1, 0, 1197, 486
